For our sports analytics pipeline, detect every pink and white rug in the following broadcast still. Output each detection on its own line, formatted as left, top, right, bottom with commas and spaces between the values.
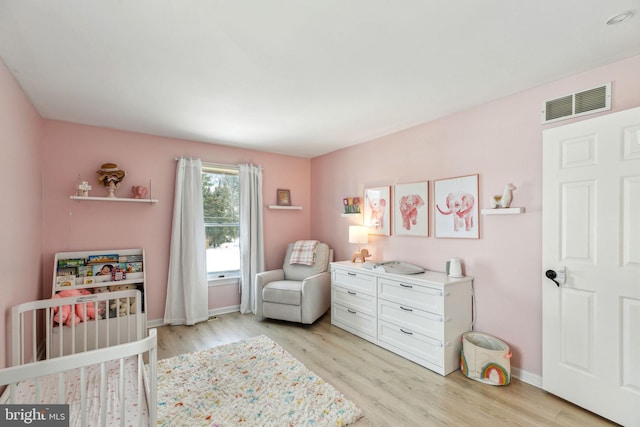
155, 335, 364, 426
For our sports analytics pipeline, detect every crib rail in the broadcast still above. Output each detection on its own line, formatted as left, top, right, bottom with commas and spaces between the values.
12, 289, 143, 364
0, 329, 157, 427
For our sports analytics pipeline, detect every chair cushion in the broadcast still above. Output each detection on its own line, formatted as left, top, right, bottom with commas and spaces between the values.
262, 280, 301, 305
282, 242, 330, 281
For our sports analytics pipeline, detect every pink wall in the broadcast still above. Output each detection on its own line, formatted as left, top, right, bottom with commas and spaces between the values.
311, 55, 640, 376
4, 53, 639, 378
40, 121, 311, 322
0, 60, 44, 369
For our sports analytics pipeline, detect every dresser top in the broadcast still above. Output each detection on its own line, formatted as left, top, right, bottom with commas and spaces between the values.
330, 260, 472, 284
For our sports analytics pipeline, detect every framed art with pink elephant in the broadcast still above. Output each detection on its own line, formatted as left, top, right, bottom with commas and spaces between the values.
434, 174, 479, 239
393, 181, 428, 237
364, 186, 390, 236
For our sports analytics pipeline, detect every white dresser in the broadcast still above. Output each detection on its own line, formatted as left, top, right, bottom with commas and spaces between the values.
330, 261, 473, 376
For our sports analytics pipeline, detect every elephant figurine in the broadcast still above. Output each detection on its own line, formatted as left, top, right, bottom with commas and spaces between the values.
436, 192, 475, 232
351, 248, 372, 263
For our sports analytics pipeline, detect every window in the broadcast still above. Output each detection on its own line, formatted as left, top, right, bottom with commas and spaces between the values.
202, 164, 240, 281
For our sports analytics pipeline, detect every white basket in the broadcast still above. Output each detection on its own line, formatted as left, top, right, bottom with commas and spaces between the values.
461, 331, 512, 385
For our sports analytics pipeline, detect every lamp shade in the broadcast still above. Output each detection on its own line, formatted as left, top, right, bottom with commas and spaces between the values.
349, 225, 369, 244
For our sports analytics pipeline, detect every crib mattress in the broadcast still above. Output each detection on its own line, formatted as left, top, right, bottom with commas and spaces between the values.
1, 356, 149, 427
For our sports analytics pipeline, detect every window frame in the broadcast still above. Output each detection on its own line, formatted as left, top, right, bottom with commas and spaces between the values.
202, 163, 240, 284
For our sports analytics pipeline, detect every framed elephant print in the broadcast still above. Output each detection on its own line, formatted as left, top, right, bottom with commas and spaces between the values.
364, 186, 391, 236
434, 174, 479, 239
393, 181, 428, 237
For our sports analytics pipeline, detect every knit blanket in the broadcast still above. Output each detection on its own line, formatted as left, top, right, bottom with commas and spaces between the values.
289, 240, 319, 265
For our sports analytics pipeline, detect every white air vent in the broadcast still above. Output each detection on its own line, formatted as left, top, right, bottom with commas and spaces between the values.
542, 82, 611, 124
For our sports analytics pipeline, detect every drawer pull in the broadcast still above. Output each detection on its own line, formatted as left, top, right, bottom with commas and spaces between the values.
347, 309, 357, 314
347, 272, 357, 276
400, 306, 413, 312
400, 328, 413, 335
347, 290, 357, 295
399, 283, 413, 289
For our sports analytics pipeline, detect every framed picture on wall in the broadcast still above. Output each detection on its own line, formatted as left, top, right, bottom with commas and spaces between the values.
434, 174, 479, 239
276, 189, 291, 206
393, 181, 428, 237
364, 186, 391, 236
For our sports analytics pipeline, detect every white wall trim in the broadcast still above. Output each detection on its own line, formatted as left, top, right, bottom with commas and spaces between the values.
147, 305, 241, 328
511, 367, 543, 388
207, 305, 240, 317
208, 277, 239, 287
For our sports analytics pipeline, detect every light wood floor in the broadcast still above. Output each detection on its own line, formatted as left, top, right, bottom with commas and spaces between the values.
155, 311, 617, 427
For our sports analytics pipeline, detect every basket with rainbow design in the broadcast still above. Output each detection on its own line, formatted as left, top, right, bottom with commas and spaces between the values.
460, 331, 512, 386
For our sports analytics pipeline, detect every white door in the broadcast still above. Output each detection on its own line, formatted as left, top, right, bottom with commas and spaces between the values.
542, 106, 640, 426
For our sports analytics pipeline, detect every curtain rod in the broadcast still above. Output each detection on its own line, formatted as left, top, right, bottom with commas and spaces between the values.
175, 158, 261, 170
175, 157, 235, 168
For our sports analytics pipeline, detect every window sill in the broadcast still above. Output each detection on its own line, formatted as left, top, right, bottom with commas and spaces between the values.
208, 276, 239, 287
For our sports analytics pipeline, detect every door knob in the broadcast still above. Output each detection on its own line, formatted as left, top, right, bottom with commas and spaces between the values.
545, 267, 566, 287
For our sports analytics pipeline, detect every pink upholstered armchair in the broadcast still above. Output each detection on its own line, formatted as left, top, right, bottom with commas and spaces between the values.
255, 242, 333, 324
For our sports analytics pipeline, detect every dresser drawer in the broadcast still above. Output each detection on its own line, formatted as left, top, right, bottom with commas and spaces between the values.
332, 267, 376, 295
378, 278, 444, 314
378, 319, 444, 367
332, 303, 376, 340
378, 299, 444, 340
332, 285, 376, 316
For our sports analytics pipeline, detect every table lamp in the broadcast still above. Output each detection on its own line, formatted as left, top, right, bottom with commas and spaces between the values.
349, 225, 369, 262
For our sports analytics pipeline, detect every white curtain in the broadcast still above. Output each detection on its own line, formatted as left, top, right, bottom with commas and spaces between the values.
164, 158, 209, 325
239, 163, 265, 314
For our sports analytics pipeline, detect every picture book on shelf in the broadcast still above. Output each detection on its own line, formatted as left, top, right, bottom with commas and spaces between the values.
58, 258, 85, 268
87, 254, 119, 265
57, 267, 77, 276
56, 276, 76, 287
119, 254, 143, 263
77, 266, 93, 277
125, 262, 143, 273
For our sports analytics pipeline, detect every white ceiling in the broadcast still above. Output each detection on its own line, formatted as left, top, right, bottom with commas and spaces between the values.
1, 1, 640, 158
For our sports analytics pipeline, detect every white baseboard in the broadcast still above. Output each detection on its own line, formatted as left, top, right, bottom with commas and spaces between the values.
147, 305, 241, 328
511, 367, 543, 388
208, 305, 241, 317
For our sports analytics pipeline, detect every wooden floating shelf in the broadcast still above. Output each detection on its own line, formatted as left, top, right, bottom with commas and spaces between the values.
70, 196, 159, 203
267, 205, 302, 210
341, 213, 362, 217
481, 207, 525, 215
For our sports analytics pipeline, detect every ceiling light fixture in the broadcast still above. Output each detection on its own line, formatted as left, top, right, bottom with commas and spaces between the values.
606, 10, 634, 25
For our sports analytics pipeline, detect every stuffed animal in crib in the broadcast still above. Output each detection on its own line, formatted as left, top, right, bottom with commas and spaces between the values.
52, 289, 97, 326
108, 283, 138, 316
93, 286, 110, 319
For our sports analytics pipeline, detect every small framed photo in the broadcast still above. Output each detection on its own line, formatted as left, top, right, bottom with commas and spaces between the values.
434, 174, 479, 239
277, 189, 291, 206
394, 181, 428, 237
364, 186, 391, 236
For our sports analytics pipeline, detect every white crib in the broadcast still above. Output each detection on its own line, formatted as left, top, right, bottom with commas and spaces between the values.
0, 290, 157, 427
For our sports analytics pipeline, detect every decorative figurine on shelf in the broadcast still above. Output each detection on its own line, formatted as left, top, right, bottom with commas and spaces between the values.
131, 185, 148, 199
97, 163, 127, 198
77, 181, 92, 197
490, 183, 516, 208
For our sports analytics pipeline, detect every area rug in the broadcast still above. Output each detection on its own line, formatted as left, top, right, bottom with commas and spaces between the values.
155, 335, 364, 426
